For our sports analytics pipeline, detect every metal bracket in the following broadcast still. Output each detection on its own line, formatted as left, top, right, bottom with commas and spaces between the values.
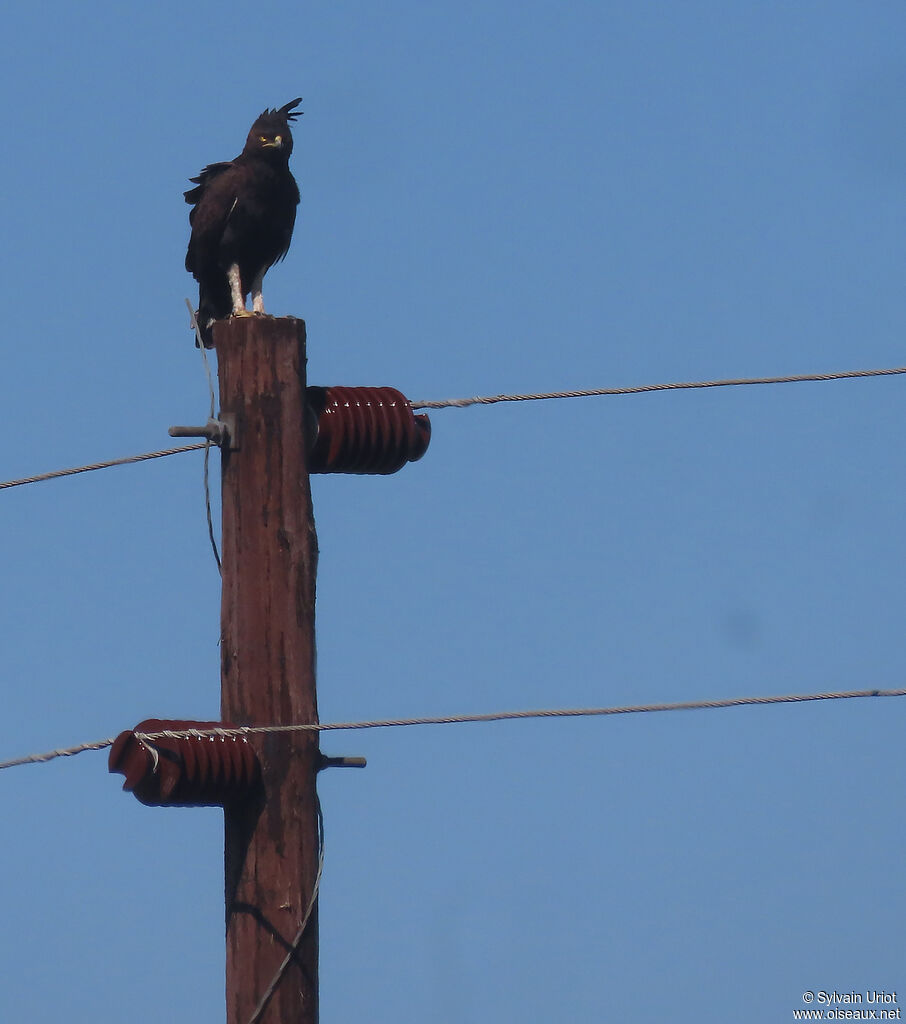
318, 754, 367, 771
169, 414, 238, 450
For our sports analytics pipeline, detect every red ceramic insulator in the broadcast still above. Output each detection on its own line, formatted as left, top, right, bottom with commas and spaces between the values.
108, 719, 260, 807
307, 386, 431, 475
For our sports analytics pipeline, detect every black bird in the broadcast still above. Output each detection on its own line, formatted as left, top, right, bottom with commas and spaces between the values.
185, 98, 302, 347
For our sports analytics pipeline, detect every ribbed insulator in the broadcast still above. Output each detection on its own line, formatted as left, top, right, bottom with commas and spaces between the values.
108, 719, 260, 807
307, 386, 431, 474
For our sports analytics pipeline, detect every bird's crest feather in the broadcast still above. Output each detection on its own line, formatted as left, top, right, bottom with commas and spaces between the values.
259, 97, 303, 122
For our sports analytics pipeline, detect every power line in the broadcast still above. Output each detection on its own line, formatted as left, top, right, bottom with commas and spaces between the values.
3, 686, 903, 772
3, 362, 904, 493
0, 443, 207, 491
409, 364, 906, 409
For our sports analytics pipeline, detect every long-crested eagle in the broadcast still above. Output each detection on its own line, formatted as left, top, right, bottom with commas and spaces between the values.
185, 98, 302, 347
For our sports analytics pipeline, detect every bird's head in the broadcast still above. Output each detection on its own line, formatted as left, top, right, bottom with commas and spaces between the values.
244, 97, 303, 159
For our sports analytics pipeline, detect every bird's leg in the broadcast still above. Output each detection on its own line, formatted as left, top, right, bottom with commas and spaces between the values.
250, 270, 266, 314
228, 264, 252, 317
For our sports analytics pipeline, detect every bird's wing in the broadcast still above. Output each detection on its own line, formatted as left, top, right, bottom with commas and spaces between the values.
185, 162, 242, 275
184, 161, 234, 213
267, 174, 301, 265
275, 200, 298, 263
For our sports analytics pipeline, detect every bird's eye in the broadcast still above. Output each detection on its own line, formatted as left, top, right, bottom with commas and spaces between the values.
259, 135, 269, 143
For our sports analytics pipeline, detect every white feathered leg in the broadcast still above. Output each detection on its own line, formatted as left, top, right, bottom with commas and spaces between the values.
228, 264, 249, 316
251, 269, 266, 314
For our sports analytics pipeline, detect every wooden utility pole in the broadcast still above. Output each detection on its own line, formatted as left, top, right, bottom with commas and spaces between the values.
215, 316, 320, 1024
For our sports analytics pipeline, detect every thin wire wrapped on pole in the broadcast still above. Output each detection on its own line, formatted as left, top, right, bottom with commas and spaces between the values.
186, 299, 223, 575
247, 799, 325, 1024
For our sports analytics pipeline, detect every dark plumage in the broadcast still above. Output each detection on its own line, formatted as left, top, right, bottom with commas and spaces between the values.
185, 98, 302, 346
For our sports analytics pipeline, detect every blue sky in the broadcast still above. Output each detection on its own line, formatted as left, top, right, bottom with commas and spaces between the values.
2, 2, 905, 1021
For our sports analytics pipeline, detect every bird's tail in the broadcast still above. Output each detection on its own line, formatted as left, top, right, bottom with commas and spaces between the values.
192, 310, 215, 349
193, 282, 231, 348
